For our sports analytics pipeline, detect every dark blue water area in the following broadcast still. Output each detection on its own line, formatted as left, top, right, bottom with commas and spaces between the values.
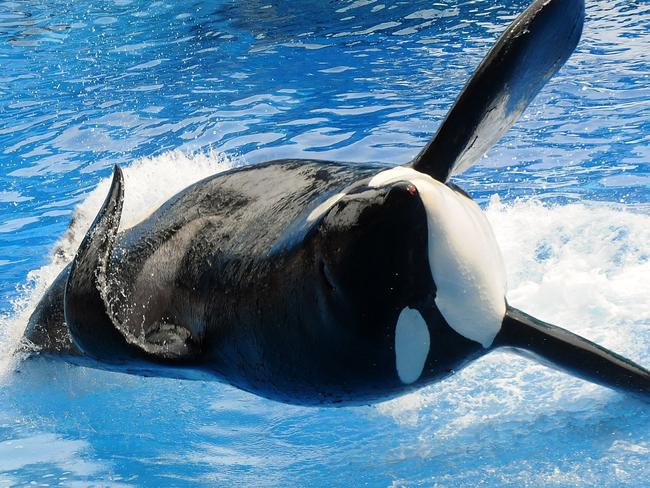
0, 0, 649, 486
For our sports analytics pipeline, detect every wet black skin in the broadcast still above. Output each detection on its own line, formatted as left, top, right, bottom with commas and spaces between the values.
26, 160, 483, 405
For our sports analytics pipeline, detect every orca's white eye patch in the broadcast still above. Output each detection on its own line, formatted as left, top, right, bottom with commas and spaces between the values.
395, 307, 430, 384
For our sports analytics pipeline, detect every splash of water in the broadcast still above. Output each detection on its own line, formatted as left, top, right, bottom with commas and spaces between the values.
0, 150, 235, 381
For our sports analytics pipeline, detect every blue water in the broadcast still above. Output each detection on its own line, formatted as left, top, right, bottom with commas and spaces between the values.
1, 0, 649, 485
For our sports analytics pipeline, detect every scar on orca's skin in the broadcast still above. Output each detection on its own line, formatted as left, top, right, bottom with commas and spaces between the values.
23, 0, 650, 406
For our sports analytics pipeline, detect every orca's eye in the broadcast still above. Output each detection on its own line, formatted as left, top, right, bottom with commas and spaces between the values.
406, 184, 417, 196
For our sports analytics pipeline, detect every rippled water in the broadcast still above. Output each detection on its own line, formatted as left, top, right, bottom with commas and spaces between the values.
0, 0, 649, 486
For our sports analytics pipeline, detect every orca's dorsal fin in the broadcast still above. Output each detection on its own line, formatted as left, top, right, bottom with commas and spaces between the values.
64, 166, 200, 363
412, 0, 585, 182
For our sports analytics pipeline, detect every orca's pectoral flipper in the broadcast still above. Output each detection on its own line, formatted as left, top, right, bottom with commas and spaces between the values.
64, 166, 130, 362
494, 305, 650, 401
412, 0, 585, 182
64, 166, 199, 364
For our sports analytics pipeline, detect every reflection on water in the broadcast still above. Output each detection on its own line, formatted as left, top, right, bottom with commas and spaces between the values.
0, 434, 108, 485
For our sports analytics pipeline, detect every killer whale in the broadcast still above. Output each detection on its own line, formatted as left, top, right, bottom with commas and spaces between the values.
23, 0, 650, 405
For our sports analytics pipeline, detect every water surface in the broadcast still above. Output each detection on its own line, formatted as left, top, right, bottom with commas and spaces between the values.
1, 0, 649, 486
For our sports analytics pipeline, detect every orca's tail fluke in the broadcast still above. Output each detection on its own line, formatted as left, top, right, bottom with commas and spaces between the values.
493, 305, 650, 401
411, 0, 585, 182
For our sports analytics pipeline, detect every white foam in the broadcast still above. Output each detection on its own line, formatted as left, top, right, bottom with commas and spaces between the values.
488, 197, 650, 332
0, 150, 235, 382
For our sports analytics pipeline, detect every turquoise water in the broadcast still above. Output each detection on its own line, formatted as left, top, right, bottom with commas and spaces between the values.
1, 0, 649, 486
